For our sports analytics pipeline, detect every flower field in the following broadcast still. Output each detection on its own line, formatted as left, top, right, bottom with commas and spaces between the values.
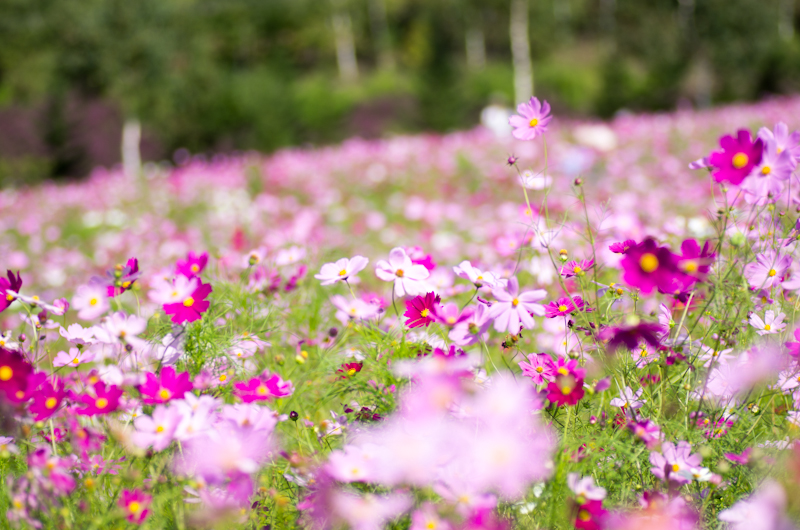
2, 95, 800, 529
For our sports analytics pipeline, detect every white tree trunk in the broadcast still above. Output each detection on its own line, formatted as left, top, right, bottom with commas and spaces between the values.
466, 27, 486, 71
510, 0, 533, 104
122, 119, 141, 180
332, 9, 358, 82
779, 0, 794, 42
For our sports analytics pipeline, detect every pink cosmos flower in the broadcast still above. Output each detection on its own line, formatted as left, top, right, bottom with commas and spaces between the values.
742, 139, 794, 202
59, 323, 95, 345
233, 372, 293, 402
544, 296, 589, 318
453, 260, 500, 288
708, 129, 764, 185
628, 419, 663, 449
176, 251, 209, 278
758, 122, 800, 165
93, 312, 147, 348
575, 500, 606, 530
133, 405, 182, 451
119, 489, 152, 524
410, 503, 451, 530
567, 473, 606, 502
76, 381, 123, 416
744, 250, 791, 289
649, 441, 702, 484
330, 295, 379, 324
28, 377, 67, 421
106, 257, 140, 297
598, 319, 663, 353
404, 292, 441, 328
375, 247, 430, 297
749, 310, 786, 336
560, 259, 594, 278
509, 96, 552, 140
677, 239, 715, 280
620, 238, 683, 294
785, 328, 800, 358
0, 270, 22, 313
610, 386, 646, 413
148, 274, 197, 305
53, 347, 96, 367
315, 255, 369, 285
163, 280, 212, 324
138, 366, 194, 404
718, 480, 793, 530
488, 277, 546, 332
331, 491, 413, 530
448, 304, 492, 346
518, 353, 555, 385
0, 348, 33, 401
724, 448, 752, 466
546, 373, 585, 406
609, 240, 636, 254
72, 281, 110, 320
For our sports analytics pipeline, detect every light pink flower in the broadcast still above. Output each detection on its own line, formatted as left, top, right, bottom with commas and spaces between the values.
749, 310, 786, 336
375, 248, 429, 297
72, 282, 110, 320
132, 405, 182, 451
53, 347, 96, 367
314, 256, 369, 285
743, 251, 791, 289
488, 277, 545, 333
452, 260, 500, 288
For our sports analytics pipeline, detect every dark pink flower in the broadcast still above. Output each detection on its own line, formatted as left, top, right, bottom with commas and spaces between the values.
176, 251, 209, 278
119, 489, 152, 524
28, 377, 67, 421
106, 258, 140, 297
76, 381, 123, 416
138, 367, 193, 405
336, 362, 363, 379
544, 296, 589, 318
575, 500, 607, 530
163, 280, 212, 324
620, 238, 682, 294
546, 374, 585, 406
404, 292, 441, 328
0, 347, 33, 401
724, 448, 752, 466
786, 329, 800, 358
406, 246, 437, 271
0, 270, 22, 313
628, 419, 663, 449
233, 372, 294, 402
598, 320, 663, 353
708, 129, 763, 185
609, 240, 636, 254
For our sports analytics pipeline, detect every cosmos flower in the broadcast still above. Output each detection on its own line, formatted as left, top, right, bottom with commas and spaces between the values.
518, 353, 555, 385
175, 251, 209, 278
163, 280, 212, 324
509, 96, 552, 140
609, 240, 636, 254
404, 292, 441, 328
72, 281, 111, 320
744, 251, 791, 290
453, 261, 500, 288
620, 238, 683, 294
649, 441, 702, 484
138, 367, 194, 405
0, 347, 33, 401
76, 381, 123, 416
375, 248, 430, 297
315, 255, 369, 285
28, 377, 67, 421
233, 372, 294, 402
560, 259, 594, 278
106, 257, 140, 297
749, 310, 786, 336
544, 296, 588, 318
708, 129, 763, 185
488, 277, 546, 333
0, 270, 22, 313
119, 489, 152, 524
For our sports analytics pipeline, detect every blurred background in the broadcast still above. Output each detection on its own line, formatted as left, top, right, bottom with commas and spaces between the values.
1, 0, 799, 185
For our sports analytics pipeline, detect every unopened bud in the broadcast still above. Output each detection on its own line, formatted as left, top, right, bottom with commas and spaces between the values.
289, 411, 299, 422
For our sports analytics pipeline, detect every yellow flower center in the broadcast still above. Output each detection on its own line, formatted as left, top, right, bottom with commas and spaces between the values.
671, 464, 680, 472
95, 398, 109, 409
156, 425, 164, 433
183, 297, 194, 307
732, 152, 749, 169
0, 366, 12, 381
395, 269, 404, 277
447, 317, 456, 324
561, 385, 572, 395
122, 281, 131, 288
557, 367, 568, 375
219, 374, 227, 382
578, 510, 591, 522
683, 261, 698, 273
529, 118, 539, 127
761, 165, 772, 175
256, 385, 268, 395
536, 366, 543, 373
573, 266, 582, 273
128, 501, 141, 514
420, 309, 430, 318
558, 305, 568, 312
768, 269, 777, 277
764, 324, 771, 331
158, 389, 172, 400
89, 298, 98, 306
73, 358, 80, 364
639, 253, 659, 273
191, 264, 200, 273
45, 397, 57, 409
512, 298, 519, 307
347, 369, 356, 376
338, 269, 347, 276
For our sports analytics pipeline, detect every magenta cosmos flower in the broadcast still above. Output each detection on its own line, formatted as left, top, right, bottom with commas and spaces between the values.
561, 259, 594, 278
509, 96, 552, 140
488, 277, 546, 332
175, 251, 209, 278
138, 366, 194, 404
708, 129, 763, 185
546, 372, 585, 406
403, 292, 441, 328
544, 296, 588, 318
620, 238, 682, 294
106, 257, 140, 297
0, 347, 33, 401
518, 353, 554, 385
315, 255, 369, 285
163, 279, 212, 324
76, 381, 123, 416
28, 377, 68, 421
119, 489, 152, 524
233, 372, 293, 402
375, 247, 430, 297
0, 270, 22, 313
609, 240, 636, 254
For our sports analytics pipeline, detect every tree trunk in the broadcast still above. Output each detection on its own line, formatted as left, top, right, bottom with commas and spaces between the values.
510, 0, 533, 104
332, 5, 358, 82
